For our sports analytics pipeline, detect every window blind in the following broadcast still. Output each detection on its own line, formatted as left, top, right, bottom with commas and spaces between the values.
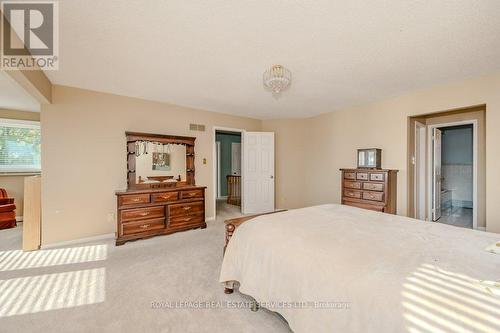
0, 119, 41, 172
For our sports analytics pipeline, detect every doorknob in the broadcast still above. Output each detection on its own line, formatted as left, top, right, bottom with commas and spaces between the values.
270, 175, 274, 179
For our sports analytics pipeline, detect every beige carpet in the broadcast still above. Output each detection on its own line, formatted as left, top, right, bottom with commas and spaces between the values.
0, 201, 291, 332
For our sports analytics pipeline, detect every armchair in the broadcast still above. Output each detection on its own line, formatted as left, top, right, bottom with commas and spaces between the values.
0, 188, 17, 229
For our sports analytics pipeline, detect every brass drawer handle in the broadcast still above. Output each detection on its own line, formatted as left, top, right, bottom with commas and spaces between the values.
188, 192, 197, 196
183, 206, 192, 210
161, 196, 172, 199
182, 217, 192, 222
131, 198, 141, 202
140, 212, 149, 216
140, 224, 150, 229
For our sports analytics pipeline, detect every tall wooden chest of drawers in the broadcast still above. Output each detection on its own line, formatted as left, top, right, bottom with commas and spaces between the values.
115, 186, 206, 245
340, 168, 398, 214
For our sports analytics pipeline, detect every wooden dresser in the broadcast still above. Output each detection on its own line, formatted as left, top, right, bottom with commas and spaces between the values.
115, 186, 206, 245
116, 131, 207, 246
340, 168, 398, 214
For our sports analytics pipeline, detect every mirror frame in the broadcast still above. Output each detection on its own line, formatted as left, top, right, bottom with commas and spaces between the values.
126, 131, 196, 189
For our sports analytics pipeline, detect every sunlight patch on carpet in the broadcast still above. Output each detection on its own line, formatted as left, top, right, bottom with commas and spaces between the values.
0, 268, 106, 317
0, 245, 107, 271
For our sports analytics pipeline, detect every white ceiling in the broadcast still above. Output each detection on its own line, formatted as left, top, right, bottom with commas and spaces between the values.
0, 71, 40, 112
46, 1, 500, 119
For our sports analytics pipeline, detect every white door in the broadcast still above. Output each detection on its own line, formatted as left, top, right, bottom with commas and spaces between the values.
231, 142, 241, 176
432, 128, 442, 221
242, 132, 275, 214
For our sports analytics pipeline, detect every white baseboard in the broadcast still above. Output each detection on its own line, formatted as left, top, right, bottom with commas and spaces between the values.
217, 196, 227, 200
41, 233, 115, 249
206, 216, 216, 221
477, 227, 486, 231
15, 216, 23, 222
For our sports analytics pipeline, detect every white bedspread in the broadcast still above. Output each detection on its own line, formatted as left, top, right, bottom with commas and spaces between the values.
220, 204, 500, 333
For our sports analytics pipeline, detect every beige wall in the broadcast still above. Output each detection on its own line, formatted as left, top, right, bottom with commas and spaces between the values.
0, 109, 41, 218
271, 73, 500, 233
41, 85, 261, 245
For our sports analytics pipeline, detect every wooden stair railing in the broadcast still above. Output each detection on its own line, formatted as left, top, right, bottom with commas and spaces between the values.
226, 175, 241, 206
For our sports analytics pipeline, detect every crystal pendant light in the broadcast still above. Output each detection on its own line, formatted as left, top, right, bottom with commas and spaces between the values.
263, 65, 291, 96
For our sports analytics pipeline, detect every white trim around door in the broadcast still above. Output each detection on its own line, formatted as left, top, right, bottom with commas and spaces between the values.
414, 121, 426, 220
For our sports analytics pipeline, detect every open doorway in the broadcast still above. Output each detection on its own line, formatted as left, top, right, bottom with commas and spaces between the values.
214, 129, 242, 219
212, 128, 276, 221
430, 123, 474, 228
408, 105, 485, 231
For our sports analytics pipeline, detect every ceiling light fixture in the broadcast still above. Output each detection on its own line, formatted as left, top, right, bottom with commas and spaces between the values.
263, 64, 291, 96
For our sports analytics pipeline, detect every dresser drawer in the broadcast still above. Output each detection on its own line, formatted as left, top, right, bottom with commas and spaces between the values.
169, 214, 204, 228
344, 189, 362, 199
362, 182, 384, 192
180, 189, 204, 199
168, 201, 204, 217
344, 201, 384, 212
119, 194, 150, 206
122, 218, 165, 236
151, 192, 179, 203
369, 173, 385, 182
363, 191, 384, 202
344, 181, 361, 189
356, 172, 369, 180
344, 172, 356, 180
120, 206, 165, 222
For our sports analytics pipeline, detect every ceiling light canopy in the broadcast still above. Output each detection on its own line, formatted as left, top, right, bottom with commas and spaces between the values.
263, 65, 291, 96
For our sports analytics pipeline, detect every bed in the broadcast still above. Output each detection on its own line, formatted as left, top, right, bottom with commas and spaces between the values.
220, 204, 500, 333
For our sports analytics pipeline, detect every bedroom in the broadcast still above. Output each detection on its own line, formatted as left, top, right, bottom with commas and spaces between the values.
0, 1, 499, 332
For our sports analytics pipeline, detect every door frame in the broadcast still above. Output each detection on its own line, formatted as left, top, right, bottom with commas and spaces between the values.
212, 126, 245, 218
414, 121, 426, 219
426, 120, 478, 229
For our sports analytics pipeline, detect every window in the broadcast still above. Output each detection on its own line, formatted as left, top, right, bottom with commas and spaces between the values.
0, 119, 41, 173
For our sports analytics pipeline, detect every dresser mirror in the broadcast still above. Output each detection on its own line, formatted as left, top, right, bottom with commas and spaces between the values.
357, 148, 382, 169
135, 142, 186, 184
126, 132, 196, 189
